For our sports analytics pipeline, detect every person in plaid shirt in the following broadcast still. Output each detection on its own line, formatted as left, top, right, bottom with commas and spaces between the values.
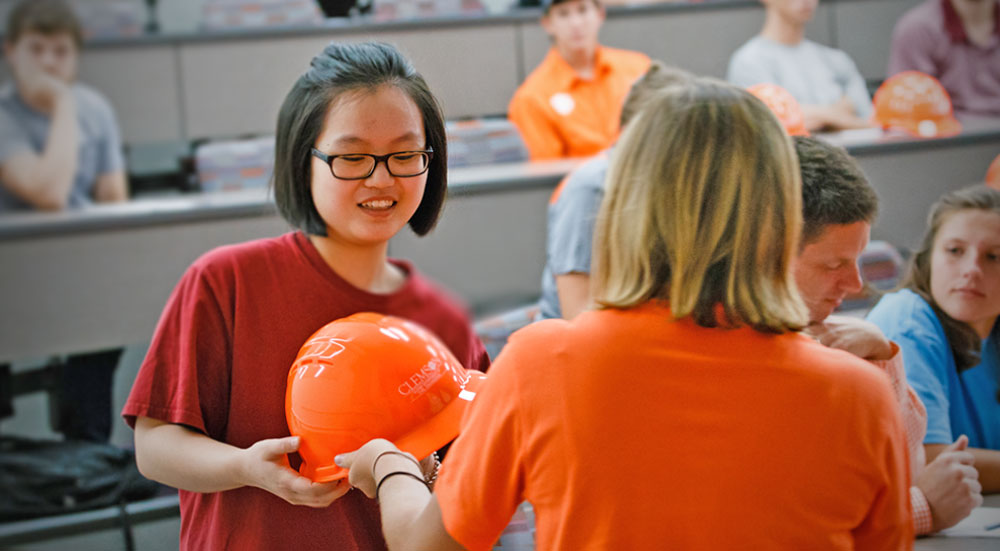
791, 136, 982, 534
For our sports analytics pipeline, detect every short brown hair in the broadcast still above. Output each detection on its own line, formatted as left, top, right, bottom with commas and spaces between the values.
5, 0, 83, 47
794, 136, 878, 246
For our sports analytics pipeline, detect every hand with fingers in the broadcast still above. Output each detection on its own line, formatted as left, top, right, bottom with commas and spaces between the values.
917, 435, 984, 532
335, 438, 418, 499
238, 435, 350, 507
12, 60, 70, 113
805, 316, 895, 362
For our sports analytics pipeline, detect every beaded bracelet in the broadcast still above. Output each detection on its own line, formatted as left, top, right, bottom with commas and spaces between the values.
425, 452, 441, 487
376, 471, 430, 502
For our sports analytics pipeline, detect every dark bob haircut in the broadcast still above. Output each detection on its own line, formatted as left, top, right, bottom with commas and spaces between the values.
273, 41, 448, 237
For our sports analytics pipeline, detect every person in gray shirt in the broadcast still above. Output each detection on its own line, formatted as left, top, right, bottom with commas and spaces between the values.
0, 0, 128, 443
539, 61, 691, 320
0, 0, 127, 212
727, 0, 874, 132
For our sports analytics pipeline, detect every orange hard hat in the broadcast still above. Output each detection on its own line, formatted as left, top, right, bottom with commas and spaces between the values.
285, 312, 487, 482
747, 83, 809, 137
987, 154, 1000, 190
873, 71, 961, 138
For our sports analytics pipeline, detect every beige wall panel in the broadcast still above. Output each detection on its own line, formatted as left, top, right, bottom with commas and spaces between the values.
180, 36, 334, 140
518, 24, 548, 80
390, 186, 552, 313
180, 26, 519, 139
78, 46, 183, 144
831, 0, 922, 81
0, 215, 290, 362
859, 141, 1000, 251
520, 4, 832, 81
374, 27, 521, 119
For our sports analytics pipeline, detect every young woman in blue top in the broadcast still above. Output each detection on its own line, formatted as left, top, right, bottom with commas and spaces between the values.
868, 185, 1000, 494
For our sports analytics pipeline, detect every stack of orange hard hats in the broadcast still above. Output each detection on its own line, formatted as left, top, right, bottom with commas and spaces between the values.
873, 71, 962, 138
747, 83, 809, 137
285, 312, 487, 482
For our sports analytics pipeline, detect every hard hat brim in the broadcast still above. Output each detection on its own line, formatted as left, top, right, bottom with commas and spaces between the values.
897, 116, 962, 139
301, 369, 488, 483
395, 369, 487, 459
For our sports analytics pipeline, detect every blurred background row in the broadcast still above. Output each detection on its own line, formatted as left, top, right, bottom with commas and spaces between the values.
0, 0, 718, 36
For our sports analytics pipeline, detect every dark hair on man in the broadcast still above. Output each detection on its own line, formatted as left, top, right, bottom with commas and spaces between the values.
794, 136, 878, 246
272, 41, 447, 237
904, 185, 1000, 374
618, 61, 692, 128
5, 0, 83, 47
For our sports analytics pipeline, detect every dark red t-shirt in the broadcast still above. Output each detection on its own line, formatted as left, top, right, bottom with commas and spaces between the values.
123, 232, 488, 551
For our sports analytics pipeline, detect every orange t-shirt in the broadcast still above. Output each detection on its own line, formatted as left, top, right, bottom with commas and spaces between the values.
508, 46, 650, 161
435, 302, 912, 550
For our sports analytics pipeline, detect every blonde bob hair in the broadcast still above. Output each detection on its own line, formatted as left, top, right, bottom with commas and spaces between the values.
592, 78, 808, 333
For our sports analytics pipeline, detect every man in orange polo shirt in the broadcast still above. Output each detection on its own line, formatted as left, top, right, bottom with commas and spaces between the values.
508, 0, 649, 160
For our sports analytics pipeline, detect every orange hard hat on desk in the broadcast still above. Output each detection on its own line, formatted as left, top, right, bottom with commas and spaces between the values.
987, 154, 1000, 191
873, 71, 962, 138
285, 312, 486, 482
747, 83, 809, 137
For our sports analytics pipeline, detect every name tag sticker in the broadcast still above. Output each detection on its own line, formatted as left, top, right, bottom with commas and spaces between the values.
550, 93, 575, 116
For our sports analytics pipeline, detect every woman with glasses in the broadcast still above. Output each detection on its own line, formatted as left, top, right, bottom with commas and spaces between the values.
122, 42, 489, 551
338, 78, 912, 549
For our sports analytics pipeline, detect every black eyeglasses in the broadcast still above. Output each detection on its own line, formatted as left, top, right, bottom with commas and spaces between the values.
311, 148, 434, 180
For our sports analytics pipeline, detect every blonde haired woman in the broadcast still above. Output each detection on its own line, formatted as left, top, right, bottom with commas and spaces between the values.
338, 79, 912, 550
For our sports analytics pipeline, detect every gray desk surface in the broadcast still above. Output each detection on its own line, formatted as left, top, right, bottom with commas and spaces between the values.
916, 494, 1000, 550
0, 159, 579, 241
3, 116, 999, 240
820, 115, 1000, 156
0, 493, 993, 548
0, 495, 180, 547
